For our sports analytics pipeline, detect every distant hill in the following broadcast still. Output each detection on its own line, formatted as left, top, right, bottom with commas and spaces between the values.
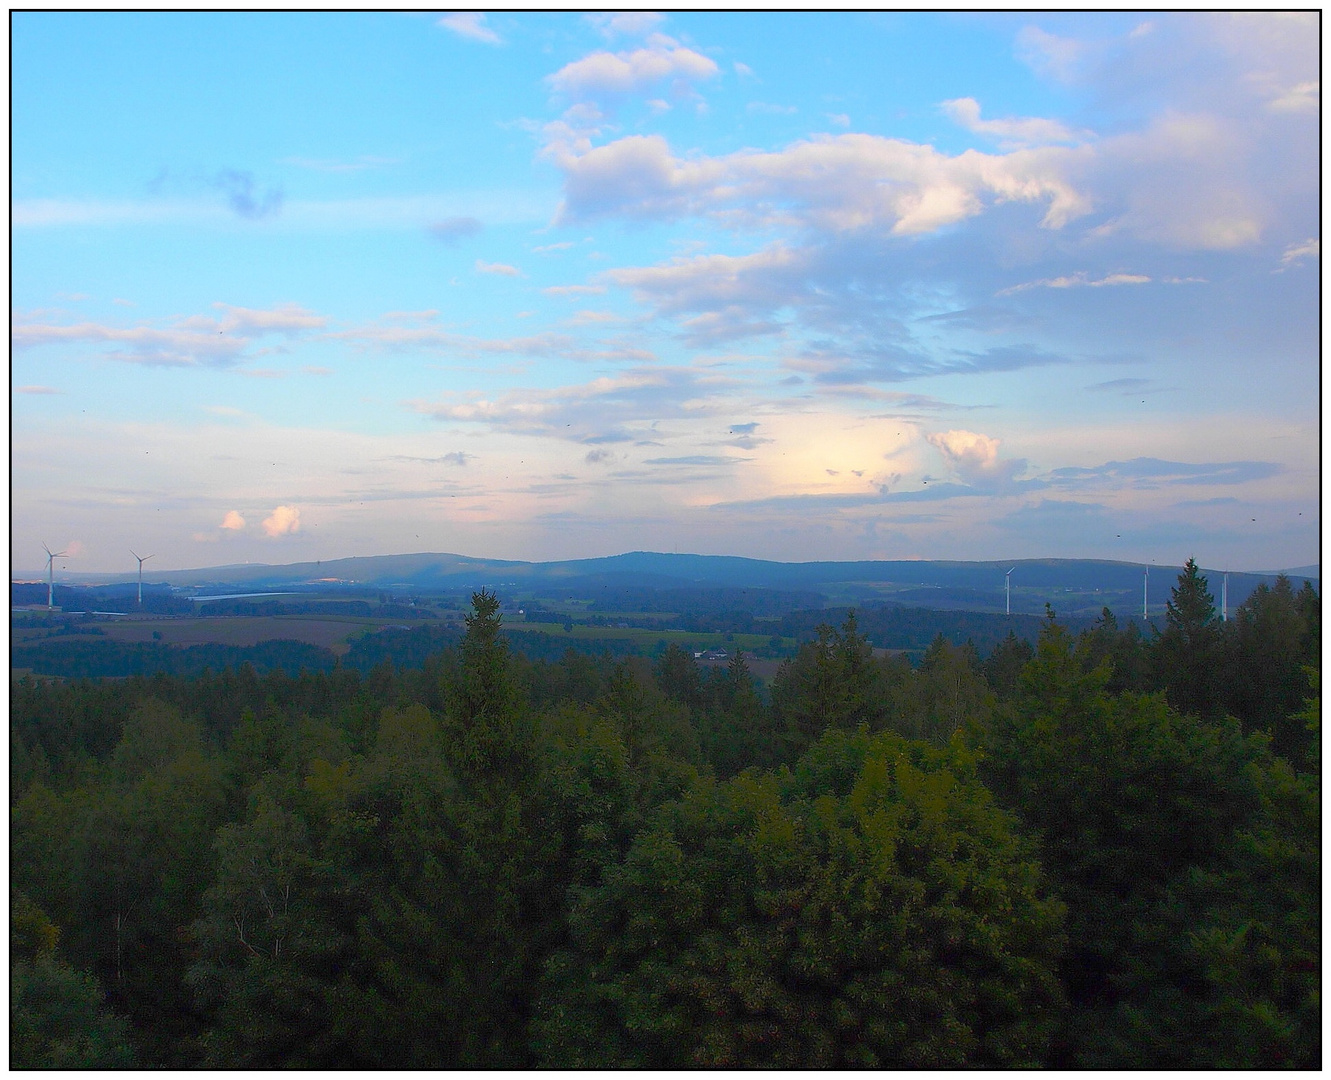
17, 551, 1316, 621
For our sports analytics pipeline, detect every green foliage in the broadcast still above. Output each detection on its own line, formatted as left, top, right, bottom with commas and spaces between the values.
533, 728, 1066, 1067
1076, 607, 1151, 694
1155, 558, 1223, 719
770, 612, 885, 755
970, 617, 1293, 1066
10, 892, 136, 1069
654, 642, 703, 711
8, 585, 1318, 1068
1225, 575, 1317, 763
12, 955, 137, 1068
695, 650, 780, 777
898, 635, 991, 744
982, 630, 1034, 700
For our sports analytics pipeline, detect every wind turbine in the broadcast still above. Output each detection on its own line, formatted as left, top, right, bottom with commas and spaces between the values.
42, 543, 67, 610
1143, 565, 1149, 622
130, 550, 155, 608
1005, 567, 1015, 616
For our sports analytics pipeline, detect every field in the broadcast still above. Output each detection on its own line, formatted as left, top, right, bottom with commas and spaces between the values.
13, 613, 448, 658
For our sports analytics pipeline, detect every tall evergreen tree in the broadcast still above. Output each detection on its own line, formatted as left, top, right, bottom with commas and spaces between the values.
1155, 558, 1222, 719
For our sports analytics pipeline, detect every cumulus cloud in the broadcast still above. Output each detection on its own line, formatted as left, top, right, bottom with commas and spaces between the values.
927, 429, 1027, 490
220, 510, 246, 530
437, 12, 502, 45
607, 244, 802, 342
475, 259, 523, 276
942, 97, 1085, 149
1085, 112, 1269, 250
547, 35, 718, 100
261, 505, 301, 537
585, 12, 665, 39
552, 131, 1091, 233
429, 216, 483, 244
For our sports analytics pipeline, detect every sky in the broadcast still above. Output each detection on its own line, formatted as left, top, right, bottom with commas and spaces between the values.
11, 11, 1321, 577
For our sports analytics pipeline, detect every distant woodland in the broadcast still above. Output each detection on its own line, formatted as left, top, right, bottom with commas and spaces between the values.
11, 562, 1319, 1068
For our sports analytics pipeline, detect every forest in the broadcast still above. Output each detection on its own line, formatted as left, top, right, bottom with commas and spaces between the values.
10, 560, 1320, 1068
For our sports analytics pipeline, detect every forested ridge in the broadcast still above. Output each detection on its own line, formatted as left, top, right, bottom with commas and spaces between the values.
11, 562, 1319, 1068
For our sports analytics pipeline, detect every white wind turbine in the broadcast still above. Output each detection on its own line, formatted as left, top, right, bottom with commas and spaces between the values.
1005, 566, 1016, 616
42, 543, 67, 610
130, 550, 155, 608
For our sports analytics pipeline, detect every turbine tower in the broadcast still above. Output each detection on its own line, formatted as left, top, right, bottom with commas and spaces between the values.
1005, 566, 1015, 616
130, 550, 155, 608
1143, 565, 1149, 622
42, 543, 67, 611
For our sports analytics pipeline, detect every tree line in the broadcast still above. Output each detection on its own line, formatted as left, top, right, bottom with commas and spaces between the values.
10, 562, 1319, 1067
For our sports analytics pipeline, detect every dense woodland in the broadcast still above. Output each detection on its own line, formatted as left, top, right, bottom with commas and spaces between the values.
11, 561, 1319, 1068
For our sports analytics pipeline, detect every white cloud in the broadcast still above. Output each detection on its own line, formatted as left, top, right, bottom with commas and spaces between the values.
543, 284, 605, 296
220, 510, 246, 530
1279, 237, 1319, 268
586, 12, 665, 39
941, 97, 1085, 149
475, 259, 523, 277
261, 505, 301, 537
207, 302, 325, 335
554, 131, 1091, 234
16, 385, 61, 394
826, 113, 850, 128
998, 271, 1152, 295
1087, 112, 1266, 250
337, 321, 572, 357
733, 61, 754, 78
547, 36, 718, 99
437, 13, 502, 45
927, 429, 1026, 490
11, 302, 325, 368
1267, 80, 1319, 113
1016, 25, 1086, 83
409, 365, 734, 442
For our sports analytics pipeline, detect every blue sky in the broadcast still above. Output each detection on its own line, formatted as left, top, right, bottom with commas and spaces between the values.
12, 12, 1320, 575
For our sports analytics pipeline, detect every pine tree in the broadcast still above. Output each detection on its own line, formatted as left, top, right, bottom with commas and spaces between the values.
1155, 558, 1222, 719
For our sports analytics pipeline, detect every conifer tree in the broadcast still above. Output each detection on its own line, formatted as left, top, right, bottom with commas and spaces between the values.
1155, 558, 1222, 719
